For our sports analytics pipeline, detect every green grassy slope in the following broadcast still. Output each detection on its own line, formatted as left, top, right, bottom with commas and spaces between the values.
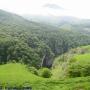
0, 63, 90, 90
52, 45, 90, 79
0, 63, 44, 87
73, 53, 90, 62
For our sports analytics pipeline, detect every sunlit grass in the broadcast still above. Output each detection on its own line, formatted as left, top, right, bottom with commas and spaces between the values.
72, 54, 90, 66
0, 63, 90, 90
0, 63, 44, 87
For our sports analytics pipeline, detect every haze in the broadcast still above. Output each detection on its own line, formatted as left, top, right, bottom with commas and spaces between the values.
0, 0, 90, 19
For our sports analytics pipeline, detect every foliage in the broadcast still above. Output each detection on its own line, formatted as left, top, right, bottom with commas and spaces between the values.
39, 68, 52, 78
0, 9, 90, 90
0, 10, 90, 67
27, 66, 38, 75
0, 63, 90, 90
68, 54, 90, 77
52, 45, 90, 79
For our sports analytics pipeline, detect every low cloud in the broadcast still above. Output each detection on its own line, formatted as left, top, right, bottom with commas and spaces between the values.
43, 4, 65, 10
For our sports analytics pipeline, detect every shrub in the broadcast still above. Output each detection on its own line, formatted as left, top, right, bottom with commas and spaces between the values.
39, 68, 52, 78
81, 65, 90, 76
68, 62, 90, 77
68, 63, 81, 77
28, 67, 38, 75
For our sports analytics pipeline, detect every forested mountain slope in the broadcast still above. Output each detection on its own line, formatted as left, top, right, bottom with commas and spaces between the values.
0, 10, 90, 67
24, 15, 90, 34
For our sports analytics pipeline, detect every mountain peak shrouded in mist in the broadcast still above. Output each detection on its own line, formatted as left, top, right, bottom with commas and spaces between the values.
43, 4, 65, 10
23, 14, 81, 26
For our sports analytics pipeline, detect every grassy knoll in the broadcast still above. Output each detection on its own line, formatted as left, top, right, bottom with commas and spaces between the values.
0, 63, 44, 89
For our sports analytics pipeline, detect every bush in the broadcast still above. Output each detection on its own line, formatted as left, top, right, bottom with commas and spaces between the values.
68, 64, 81, 77
81, 65, 90, 76
39, 68, 52, 78
27, 67, 38, 75
68, 63, 90, 77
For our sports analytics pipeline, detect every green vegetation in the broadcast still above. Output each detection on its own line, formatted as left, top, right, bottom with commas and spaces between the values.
0, 10, 90, 90
27, 66, 38, 75
39, 68, 52, 78
68, 54, 90, 77
0, 63, 43, 89
1, 10, 90, 67
52, 45, 90, 79
0, 63, 90, 90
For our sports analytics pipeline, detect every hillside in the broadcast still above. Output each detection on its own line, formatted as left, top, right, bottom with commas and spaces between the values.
52, 45, 90, 79
0, 10, 90, 67
0, 10, 90, 90
0, 10, 57, 34
0, 63, 44, 89
24, 15, 90, 34
1, 0, 90, 89
0, 63, 90, 90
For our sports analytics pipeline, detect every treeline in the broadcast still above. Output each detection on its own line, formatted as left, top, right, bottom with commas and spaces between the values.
1, 29, 90, 68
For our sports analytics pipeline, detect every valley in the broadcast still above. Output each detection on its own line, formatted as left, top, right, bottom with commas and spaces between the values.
0, 10, 90, 90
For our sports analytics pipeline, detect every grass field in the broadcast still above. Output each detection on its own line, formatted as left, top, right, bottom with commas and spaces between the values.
73, 53, 90, 61
0, 63, 90, 90
0, 63, 44, 89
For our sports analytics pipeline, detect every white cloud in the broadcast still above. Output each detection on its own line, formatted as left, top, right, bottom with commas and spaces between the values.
0, 0, 90, 18
0, 0, 50, 15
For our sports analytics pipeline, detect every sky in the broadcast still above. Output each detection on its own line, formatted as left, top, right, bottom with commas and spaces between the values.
0, 0, 90, 19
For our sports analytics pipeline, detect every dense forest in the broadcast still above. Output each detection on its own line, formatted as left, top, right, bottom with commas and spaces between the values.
0, 10, 90, 68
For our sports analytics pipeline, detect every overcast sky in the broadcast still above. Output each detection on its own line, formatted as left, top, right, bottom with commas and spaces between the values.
0, 0, 90, 19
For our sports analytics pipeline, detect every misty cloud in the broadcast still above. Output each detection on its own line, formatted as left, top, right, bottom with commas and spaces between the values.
43, 4, 65, 10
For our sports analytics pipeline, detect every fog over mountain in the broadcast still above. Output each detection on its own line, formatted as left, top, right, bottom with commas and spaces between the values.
22, 14, 90, 36
43, 4, 65, 10
0, 0, 90, 19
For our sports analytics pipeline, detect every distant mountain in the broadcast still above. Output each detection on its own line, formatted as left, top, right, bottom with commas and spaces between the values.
23, 15, 90, 34
23, 15, 80, 25
1, 9, 90, 36
0, 10, 57, 36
